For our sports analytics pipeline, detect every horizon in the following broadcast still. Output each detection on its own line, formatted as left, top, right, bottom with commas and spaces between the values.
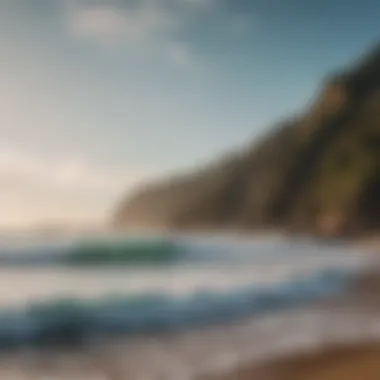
1, 0, 380, 229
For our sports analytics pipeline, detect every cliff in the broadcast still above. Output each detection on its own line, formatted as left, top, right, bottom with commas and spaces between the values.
113, 44, 380, 237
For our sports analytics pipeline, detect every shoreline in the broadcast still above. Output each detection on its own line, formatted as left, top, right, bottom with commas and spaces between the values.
201, 341, 380, 380
0, 235, 377, 379
0, 267, 379, 379
201, 267, 380, 380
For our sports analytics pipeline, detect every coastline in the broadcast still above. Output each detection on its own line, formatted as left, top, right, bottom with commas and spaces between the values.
0, 233, 377, 379
201, 342, 380, 380
0, 264, 379, 379
201, 266, 380, 380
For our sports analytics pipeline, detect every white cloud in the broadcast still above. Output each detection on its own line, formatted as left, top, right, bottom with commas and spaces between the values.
67, 3, 177, 47
165, 42, 196, 69
178, 0, 216, 10
0, 143, 146, 193
0, 190, 100, 229
64, 1, 199, 67
0, 143, 151, 227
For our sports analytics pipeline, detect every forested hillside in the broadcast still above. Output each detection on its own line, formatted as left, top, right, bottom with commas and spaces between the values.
114, 45, 380, 237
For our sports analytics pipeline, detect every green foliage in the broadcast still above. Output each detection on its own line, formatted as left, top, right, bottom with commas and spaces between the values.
114, 45, 380, 237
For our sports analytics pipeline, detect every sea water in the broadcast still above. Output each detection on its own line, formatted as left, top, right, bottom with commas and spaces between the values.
0, 234, 371, 350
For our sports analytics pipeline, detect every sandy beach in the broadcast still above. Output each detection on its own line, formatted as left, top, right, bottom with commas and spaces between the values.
202, 342, 380, 380
200, 266, 380, 380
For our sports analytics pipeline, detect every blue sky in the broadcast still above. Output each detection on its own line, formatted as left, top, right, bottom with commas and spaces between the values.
0, 0, 379, 228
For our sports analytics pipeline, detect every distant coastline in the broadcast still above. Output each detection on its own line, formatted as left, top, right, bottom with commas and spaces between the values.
114, 44, 380, 239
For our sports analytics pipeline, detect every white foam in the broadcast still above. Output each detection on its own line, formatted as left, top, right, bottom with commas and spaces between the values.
0, 236, 371, 308
0, 236, 376, 380
9, 304, 377, 380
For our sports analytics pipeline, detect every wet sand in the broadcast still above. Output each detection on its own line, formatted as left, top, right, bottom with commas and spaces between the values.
202, 268, 380, 380
202, 342, 380, 380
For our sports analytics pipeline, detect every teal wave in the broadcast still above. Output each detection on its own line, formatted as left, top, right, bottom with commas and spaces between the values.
65, 239, 180, 266
0, 268, 355, 350
0, 238, 182, 267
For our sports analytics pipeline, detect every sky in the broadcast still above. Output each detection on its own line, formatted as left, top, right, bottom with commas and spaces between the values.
0, 0, 379, 228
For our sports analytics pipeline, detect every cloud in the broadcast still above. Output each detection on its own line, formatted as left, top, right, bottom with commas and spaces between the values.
67, 2, 177, 46
178, 0, 216, 10
165, 42, 197, 69
0, 143, 147, 194
0, 142, 153, 227
59, 0, 257, 68
64, 0, 203, 67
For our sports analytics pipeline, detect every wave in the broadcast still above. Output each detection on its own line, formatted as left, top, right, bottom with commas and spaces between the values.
0, 235, 368, 269
0, 268, 356, 350
0, 238, 182, 267
65, 239, 180, 266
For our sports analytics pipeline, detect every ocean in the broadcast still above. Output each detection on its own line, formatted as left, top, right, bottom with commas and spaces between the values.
0, 233, 370, 351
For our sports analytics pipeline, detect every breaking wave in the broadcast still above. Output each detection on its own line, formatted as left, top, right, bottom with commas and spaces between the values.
0, 235, 371, 351
0, 235, 365, 268
0, 268, 356, 350
0, 237, 182, 267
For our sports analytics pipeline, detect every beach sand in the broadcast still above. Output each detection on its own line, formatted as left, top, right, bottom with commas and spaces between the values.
202, 268, 380, 380
201, 343, 380, 380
